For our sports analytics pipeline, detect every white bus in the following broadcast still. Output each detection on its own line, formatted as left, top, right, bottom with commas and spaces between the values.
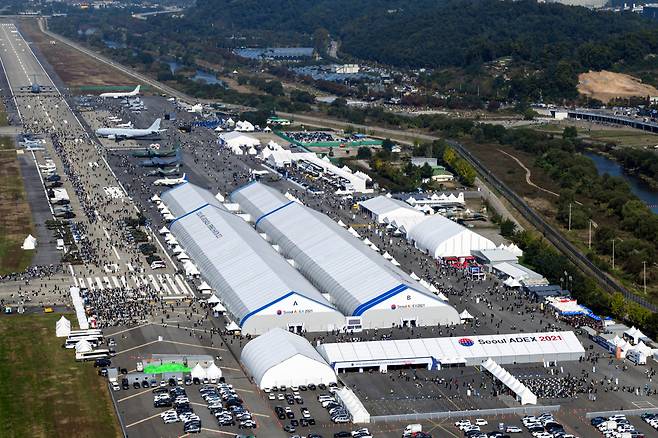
67, 329, 102, 337
75, 349, 111, 361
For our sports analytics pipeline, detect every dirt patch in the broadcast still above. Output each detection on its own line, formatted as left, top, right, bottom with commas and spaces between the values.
578, 70, 658, 103
19, 19, 136, 87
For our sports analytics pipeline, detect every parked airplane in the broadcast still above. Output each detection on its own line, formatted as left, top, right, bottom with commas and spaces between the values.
147, 165, 181, 177
153, 173, 187, 187
140, 151, 181, 167
116, 121, 133, 128
108, 117, 122, 122
96, 118, 164, 141
133, 145, 179, 158
19, 138, 44, 150
100, 85, 141, 99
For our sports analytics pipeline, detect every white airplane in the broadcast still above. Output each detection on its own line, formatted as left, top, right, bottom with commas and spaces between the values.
116, 121, 133, 128
108, 117, 122, 122
96, 118, 164, 141
153, 173, 187, 187
100, 85, 141, 99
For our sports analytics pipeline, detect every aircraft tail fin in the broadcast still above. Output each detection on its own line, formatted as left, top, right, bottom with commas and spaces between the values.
132, 85, 141, 95
148, 118, 161, 132
182, 173, 187, 181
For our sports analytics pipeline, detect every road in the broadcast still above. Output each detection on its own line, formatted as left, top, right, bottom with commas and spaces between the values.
32, 20, 657, 312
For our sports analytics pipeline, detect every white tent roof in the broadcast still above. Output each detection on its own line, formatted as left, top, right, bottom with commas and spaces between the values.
337, 219, 346, 227
219, 131, 259, 148
482, 358, 537, 405
504, 277, 522, 288
151, 194, 161, 202
75, 339, 93, 353
494, 262, 545, 282
205, 363, 222, 379
359, 196, 424, 224
226, 321, 241, 332
459, 309, 474, 320
198, 281, 212, 291
334, 387, 370, 423
207, 295, 220, 304
407, 215, 496, 258
410, 272, 421, 281
55, 316, 71, 337
241, 328, 336, 388
159, 226, 170, 235
190, 363, 206, 379
183, 260, 200, 277
21, 234, 36, 250
213, 302, 227, 312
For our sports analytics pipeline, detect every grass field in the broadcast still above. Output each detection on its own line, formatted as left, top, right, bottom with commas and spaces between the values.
19, 19, 136, 88
0, 314, 121, 438
0, 135, 34, 275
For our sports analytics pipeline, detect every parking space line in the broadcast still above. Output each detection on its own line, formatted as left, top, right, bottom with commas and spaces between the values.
114, 339, 159, 356
221, 366, 241, 372
161, 340, 227, 352
125, 412, 161, 428
200, 428, 235, 436
117, 387, 153, 403
234, 387, 255, 394
106, 322, 151, 336
251, 412, 270, 418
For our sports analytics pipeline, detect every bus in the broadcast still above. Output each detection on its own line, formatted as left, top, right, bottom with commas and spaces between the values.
75, 349, 111, 361
67, 329, 102, 338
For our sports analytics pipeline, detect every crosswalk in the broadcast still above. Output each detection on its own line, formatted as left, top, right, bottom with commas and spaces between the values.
72, 273, 193, 298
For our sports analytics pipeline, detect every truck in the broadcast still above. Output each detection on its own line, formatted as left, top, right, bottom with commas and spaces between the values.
403, 424, 422, 436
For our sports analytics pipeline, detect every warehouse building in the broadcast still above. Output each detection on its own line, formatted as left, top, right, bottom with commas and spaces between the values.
231, 182, 461, 330
162, 183, 344, 335
406, 214, 496, 258
317, 331, 585, 373
241, 328, 337, 389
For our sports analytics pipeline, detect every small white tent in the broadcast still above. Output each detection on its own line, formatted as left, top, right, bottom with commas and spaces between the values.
207, 295, 220, 304
190, 363, 206, 380
459, 309, 474, 321
198, 281, 212, 292
21, 234, 37, 250
205, 363, 223, 380
75, 339, 93, 353
55, 316, 71, 337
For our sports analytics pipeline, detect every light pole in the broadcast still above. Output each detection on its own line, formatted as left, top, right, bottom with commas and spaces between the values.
612, 238, 615, 270
568, 203, 572, 231
643, 261, 647, 294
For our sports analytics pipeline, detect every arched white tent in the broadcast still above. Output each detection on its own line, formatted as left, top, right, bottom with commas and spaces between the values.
407, 215, 496, 258
241, 328, 337, 389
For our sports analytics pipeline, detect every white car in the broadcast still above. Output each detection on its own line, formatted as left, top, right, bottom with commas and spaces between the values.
455, 420, 471, 429
506, 426, 522, 433
268, 393, 275, 400
277, 393, 285, 400
475, 419, 488, 426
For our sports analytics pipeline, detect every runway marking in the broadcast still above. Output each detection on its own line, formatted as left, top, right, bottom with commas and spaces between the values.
125, 412, 161, 428
68, 264, 75, 277
117, 387, 153, 403
112, 246, 121, 261
161, 340, 227, 352
114, 339, 160, 356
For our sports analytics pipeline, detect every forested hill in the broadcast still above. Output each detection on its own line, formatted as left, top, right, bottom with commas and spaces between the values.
191, 0, 658, 70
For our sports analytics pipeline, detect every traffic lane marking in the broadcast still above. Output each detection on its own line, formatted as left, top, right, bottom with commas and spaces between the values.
117, 387, 153, 403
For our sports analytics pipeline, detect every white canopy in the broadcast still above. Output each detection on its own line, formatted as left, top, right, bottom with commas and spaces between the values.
390, 258, 401, 266
151, 194, 161, 202
213, 302, 227, 312
482, 358, 537, 405
437, 292, 449, 302
158, 226, 169, 235
21, 234, 37, 250
362, 237, 372, 246
504, 277, 522, 288
55, 316, 71, 337
347, 227, 360, 238
198, 281, 212, 291
226, 321, 241, 332
205, 363, 222, 379
183, 260, 199, 276
459, 309, 474, 320
190, 363, 206, 379
176, 251, 190, 261
337, 219, 346, 228
382, 251, 392, 260
75, 339, 93, 353
410, 272, 421, 281
171, 245, 184, 255
207, 295, 220, 304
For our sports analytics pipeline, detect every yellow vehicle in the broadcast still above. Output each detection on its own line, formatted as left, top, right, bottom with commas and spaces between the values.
43, 307, 54, 313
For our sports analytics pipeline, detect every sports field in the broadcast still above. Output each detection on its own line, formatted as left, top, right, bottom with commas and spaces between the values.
0, 314, 121, 438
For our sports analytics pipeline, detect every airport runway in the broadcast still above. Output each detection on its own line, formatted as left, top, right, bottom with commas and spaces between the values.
0, 21, 191, 307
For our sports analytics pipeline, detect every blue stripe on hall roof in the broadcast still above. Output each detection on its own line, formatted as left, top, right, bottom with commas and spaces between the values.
170, 203, 209, 227
254, 200, 294, 227
352, 283, 408, 316
239, 290, 337, 327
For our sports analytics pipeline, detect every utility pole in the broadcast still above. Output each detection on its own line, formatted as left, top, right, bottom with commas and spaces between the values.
612, 239, 615, 270
588, 220, 592, 250
568, 203, 572, 231
643, 261, 647, 294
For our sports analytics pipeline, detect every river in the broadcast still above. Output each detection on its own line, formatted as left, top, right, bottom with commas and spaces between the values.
584, 151, 658, 213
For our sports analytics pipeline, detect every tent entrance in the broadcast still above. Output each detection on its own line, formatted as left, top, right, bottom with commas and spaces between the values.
401, 318, 417, 328
288, 323, 304, 334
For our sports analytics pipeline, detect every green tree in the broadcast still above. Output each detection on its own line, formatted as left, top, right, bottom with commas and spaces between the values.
356, 146, 371, 159
500, 219, 517, 237
562, 126, 578, 139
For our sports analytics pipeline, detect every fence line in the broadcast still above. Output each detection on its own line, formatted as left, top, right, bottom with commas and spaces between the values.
586, 408, 658, 419
370, 405, 561, 423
